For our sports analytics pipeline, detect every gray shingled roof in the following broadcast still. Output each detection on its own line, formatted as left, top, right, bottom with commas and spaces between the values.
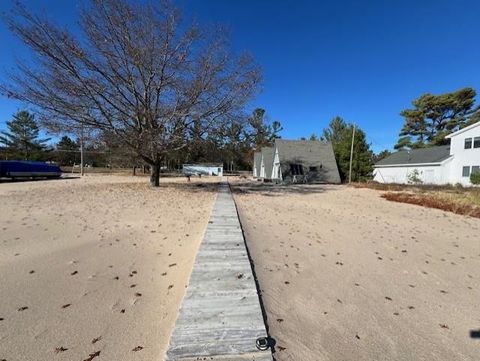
261, 147, 274, 179
375, 145, 451, 166
253, 152, 261, 176
275, 139, 341, 183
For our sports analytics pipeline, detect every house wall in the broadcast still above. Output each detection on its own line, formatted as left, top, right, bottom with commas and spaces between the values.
447, 125, 480, 185
373, 163, 449, 184
259, 157, 265, 178
253, 153, 261, 178
271, 147, 281, 181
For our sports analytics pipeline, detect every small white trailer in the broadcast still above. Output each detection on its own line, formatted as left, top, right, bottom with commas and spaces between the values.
182, 163, 223, 177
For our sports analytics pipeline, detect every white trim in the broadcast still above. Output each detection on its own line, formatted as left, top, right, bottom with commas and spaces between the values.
375, 162, 442, 168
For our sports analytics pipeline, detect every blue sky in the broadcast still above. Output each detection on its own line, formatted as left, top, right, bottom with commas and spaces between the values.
1, 0, 479, 152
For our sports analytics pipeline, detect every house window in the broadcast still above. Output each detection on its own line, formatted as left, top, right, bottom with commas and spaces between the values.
309, 166, 318, 172
474, 137, 480, 148
290, 163, 304, 175
472, 166, 480, 174
462, 166, 470, 177
465, 138, 472, 149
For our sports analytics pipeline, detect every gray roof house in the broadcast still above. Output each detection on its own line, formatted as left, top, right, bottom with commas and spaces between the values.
260, 147, 274, 179
373, 145, 453, 184
253, 152, 262, 178
271, 139, 341, 184
374, 120, 480, 186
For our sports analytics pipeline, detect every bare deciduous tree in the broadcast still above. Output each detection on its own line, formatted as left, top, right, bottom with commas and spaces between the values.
2, 0, 260, 185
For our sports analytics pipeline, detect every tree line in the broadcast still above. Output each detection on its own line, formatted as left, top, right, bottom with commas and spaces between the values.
0, 108, 282, 170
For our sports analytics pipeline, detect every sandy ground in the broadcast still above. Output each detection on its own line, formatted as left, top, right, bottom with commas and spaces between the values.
232, 180, 480, 361
0, 175, 216, 361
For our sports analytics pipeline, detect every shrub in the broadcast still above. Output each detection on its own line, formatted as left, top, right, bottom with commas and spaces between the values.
407, 169, 423, 185
471, 171, 480, 185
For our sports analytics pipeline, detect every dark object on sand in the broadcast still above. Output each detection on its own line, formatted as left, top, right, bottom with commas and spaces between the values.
0, 161, 62, 180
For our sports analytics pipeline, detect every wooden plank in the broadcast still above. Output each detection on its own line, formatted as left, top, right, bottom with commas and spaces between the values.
165, 181, 272, 361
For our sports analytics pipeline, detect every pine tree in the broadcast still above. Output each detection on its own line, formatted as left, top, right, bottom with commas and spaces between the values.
395, 87, 479, 149
0, 110, 50, 160
322, 116, 373, 182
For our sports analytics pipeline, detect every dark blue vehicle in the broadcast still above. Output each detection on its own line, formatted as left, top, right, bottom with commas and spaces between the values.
0, 161, 62, 180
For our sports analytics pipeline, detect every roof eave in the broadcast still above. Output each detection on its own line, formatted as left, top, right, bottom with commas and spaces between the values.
375, 155, 452, 168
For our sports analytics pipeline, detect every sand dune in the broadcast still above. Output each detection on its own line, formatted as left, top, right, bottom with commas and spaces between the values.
232, 180, 480, 361
0, 175, 216, 361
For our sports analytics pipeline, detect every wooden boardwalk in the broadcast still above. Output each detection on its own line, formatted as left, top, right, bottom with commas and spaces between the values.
165, 182, 272, 361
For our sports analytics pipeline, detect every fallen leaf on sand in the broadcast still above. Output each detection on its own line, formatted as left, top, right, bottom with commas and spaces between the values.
54, 346, 68, 353
91, 336, 102, 344
83, 350, 101, 361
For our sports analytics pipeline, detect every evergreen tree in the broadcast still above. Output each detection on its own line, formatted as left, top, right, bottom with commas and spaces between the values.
55, 136, 79, 165
322, 116, 373, 182
395, 87, 479, 149
373, 149, 392, 163
248, 108, 282, 148
0, 110, 50, 160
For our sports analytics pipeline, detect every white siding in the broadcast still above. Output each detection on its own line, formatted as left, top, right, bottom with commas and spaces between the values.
271, 147, 281, 181
259, 156, 265, 178
446, 124, 480, 185
373, 162, 450, 185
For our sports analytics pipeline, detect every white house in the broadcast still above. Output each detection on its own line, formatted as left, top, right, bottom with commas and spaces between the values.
373, 121, 480, 186
271, 139, 341, 184
253, 152, 261, 178
444, 121, 480, 185
259, 147, 274, 180
183, 163, 223, 176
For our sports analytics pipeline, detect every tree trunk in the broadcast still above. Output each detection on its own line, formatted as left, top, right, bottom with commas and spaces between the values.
150, 162, 160, 187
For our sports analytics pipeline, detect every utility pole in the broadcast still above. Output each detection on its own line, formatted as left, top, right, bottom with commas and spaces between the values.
80, 124, 84, 176
348, 123, 356, 183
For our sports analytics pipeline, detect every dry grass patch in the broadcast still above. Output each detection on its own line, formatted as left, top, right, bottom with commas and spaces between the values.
354, 181, 480, 218
382, 191, 480, 218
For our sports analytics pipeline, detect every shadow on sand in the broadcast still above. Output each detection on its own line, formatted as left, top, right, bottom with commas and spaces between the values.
229, 179, 344, 197
0, 176, 81, 184
471, 330, 480, 339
